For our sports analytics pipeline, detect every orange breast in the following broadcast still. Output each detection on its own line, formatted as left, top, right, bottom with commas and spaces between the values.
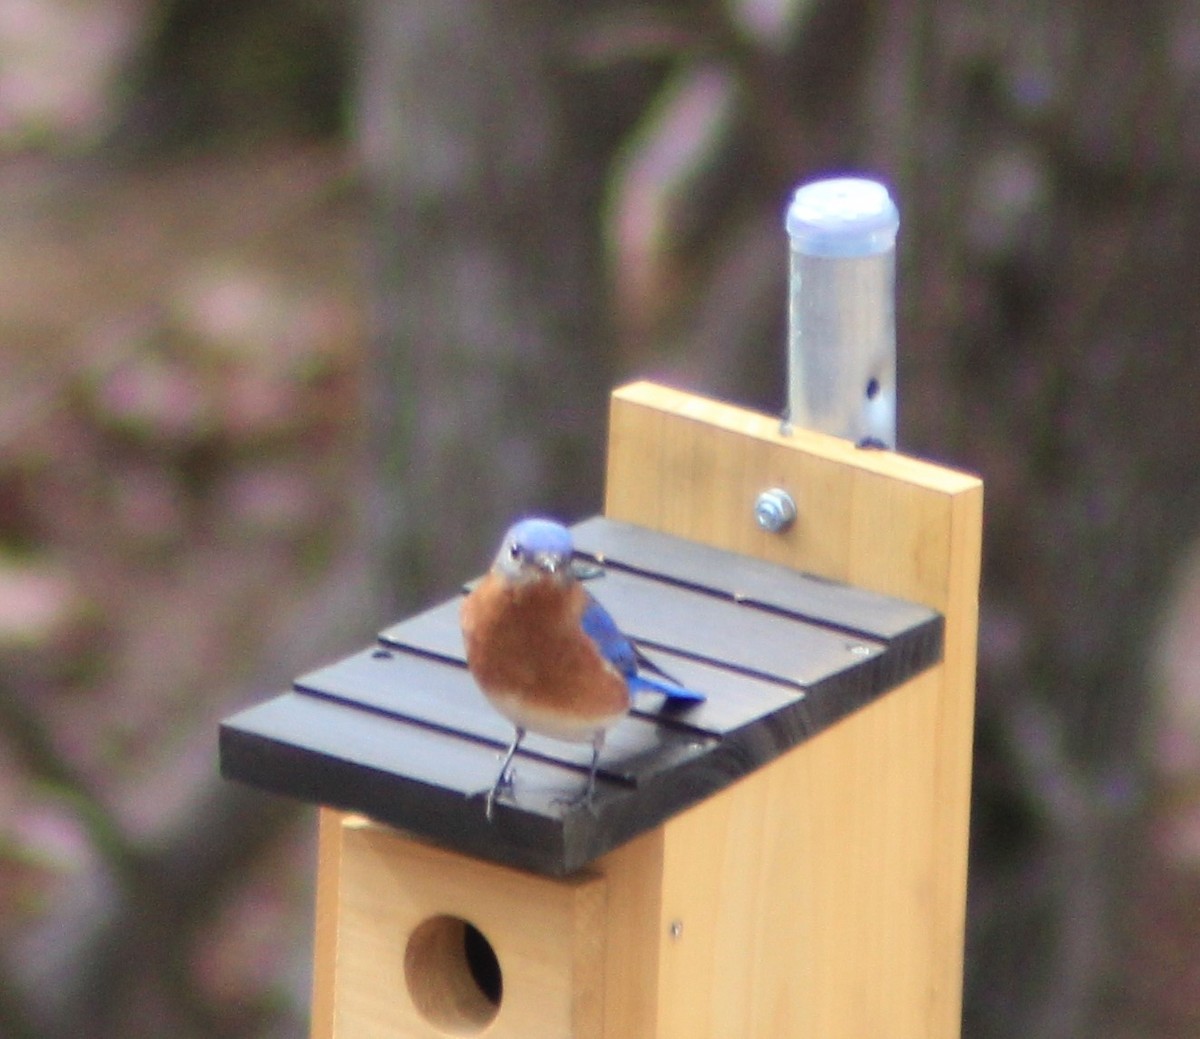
461, 573, 630, 732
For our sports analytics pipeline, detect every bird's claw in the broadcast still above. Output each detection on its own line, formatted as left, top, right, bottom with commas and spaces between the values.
552, 773, 600, 817
484, 765, 516, 821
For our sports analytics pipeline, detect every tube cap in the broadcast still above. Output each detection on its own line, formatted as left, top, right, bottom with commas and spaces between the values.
785, 177, 899, 258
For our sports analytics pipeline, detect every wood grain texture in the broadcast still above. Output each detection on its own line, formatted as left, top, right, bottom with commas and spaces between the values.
605, 382, 980, 606
309, 808, 343, 1039
332, 814, 608, 1038
593, 828, 668, 1039
605, 382, 982, 1039
655, 668, 959, 1038
312, 813, 670, 1039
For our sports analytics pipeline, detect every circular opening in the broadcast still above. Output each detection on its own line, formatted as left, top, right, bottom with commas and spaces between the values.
404, 915, 502, 1035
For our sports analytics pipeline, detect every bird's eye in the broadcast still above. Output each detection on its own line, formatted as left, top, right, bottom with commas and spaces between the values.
507, 541, 522, 561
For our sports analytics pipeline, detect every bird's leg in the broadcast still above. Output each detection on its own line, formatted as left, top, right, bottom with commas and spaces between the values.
485, 726, 525, 821
547, 731, 606, 815
554, 731, 605, 815
583, 730, 603, 810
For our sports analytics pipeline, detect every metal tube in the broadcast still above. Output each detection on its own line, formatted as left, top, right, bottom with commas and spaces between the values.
785, 177, 900, 448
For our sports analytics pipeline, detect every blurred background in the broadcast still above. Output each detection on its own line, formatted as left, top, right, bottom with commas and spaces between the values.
1, 0, 1199, 1037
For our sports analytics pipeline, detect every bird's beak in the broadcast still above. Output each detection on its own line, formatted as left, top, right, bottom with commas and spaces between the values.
534, 552, 564, 575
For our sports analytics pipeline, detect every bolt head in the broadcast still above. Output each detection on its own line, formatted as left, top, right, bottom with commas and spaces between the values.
754, 488, 797, 533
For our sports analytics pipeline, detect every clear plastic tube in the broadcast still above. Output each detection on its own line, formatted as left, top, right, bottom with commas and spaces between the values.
785, 177, 900, 447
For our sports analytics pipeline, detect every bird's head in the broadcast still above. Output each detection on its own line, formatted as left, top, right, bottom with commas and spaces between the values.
493, 517, 574, 584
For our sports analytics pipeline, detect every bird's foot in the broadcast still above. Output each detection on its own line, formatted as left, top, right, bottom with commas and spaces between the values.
552, 776, 600, 817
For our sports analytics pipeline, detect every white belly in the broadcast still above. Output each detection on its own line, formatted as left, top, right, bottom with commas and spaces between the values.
487, 690, 626, 744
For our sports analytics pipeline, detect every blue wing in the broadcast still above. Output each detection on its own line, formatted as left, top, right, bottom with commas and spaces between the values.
580, 592, 705, 705
580, 592, 638, 679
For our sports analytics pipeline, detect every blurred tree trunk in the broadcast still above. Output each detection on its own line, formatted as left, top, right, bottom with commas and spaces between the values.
356, 0, 618, 609
862, 3, 1200, 1037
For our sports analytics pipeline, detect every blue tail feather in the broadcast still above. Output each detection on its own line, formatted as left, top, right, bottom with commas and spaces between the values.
629, 673, 706, 704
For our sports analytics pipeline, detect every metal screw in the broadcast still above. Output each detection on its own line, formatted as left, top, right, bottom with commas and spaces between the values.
754, 488, 797, 533
669, 920, 684, 941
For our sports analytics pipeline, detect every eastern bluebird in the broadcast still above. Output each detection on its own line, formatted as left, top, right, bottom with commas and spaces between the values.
461, 517, 704, 819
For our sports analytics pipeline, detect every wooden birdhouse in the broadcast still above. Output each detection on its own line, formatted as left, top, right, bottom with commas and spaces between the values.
220, 381, 982, 1039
